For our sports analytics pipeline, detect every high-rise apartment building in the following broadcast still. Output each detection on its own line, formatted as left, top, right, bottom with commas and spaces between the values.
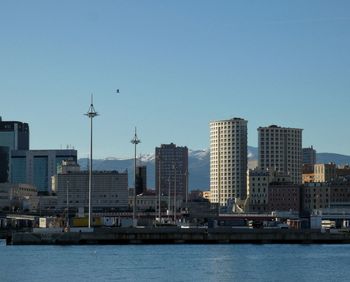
10, 149, 77, 194
0, 117, 29, 150
303, 146, 316, 166
210, 118, 248, 206
258, 125, 302, 184
155, 143, 188, 200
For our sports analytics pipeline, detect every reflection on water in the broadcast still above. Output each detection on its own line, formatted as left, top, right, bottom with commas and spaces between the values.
0, 244, 350, 281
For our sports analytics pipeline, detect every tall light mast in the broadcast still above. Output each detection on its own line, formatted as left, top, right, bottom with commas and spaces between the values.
173, 164, 177, 223
131, 127, 141, 227
85, 94, 98, 229
157, 155, 161, 222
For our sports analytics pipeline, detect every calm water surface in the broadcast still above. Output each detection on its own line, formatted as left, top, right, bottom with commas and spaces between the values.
1, 244, 349, 281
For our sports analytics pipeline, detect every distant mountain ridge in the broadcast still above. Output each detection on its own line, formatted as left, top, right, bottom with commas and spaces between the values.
78, 147, 350, 190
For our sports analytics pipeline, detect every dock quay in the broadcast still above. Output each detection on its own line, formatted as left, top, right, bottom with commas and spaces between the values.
8, 227, 350, 245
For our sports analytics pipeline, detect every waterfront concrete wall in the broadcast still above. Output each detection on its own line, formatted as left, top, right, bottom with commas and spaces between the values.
10, 228, 350, 245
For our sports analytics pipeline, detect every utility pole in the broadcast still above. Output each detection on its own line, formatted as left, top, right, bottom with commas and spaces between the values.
66, 180, 70, 231
168, 176, 171, 221
85, 94, 98, 229
158, 156, 161, 222
185, 170, 189, 205
173, 164, 177, 223
131, 128, 141, 227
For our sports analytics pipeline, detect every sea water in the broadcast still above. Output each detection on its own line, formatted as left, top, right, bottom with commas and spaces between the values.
1, 244, 349, 281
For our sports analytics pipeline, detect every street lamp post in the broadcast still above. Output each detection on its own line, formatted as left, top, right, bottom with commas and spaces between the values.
85, 95, 98, 229
173, 164, 177, 223
158, 156, 161, 222
185, 170, 189, 206
131, 128, 141, 227
168, 176, 171, 220
66, 180, 70, 230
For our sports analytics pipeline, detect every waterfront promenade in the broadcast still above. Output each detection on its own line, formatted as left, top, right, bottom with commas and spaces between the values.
8, 227, 350, 245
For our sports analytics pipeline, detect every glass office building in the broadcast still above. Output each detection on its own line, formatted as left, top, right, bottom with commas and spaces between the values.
0, 117, 29, 150
11, 150, 77, 194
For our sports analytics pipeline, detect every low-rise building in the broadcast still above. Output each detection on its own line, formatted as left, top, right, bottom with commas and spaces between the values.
52, 160, 128, 212
247, 169, 269, 212
336, 165, 350, 180
302, 173, 315, 184
38, 195, 58, 212
302, 182, 330, 213
330, 182, 350, 205
314, 163, 336, 183
128, 190, 183, 213
0, 183, 37, 211
268, 182, 300, 213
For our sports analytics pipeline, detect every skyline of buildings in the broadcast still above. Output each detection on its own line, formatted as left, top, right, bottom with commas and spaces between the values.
2, 113, 350, 215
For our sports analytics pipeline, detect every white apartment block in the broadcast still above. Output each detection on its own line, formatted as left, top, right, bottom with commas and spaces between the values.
258, 125, 302, 184
210, 118, 248, 206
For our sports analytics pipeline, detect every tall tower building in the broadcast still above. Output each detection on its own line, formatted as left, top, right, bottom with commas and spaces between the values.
0, 117, 29, 150
155, 143, 188, 200
258, 125, 302, 184
135, 165, 147, 195
303, 146, 316, 166
210, 118, 248, 206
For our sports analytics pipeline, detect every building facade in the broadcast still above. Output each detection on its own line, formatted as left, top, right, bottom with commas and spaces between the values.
330, 182, 350, 205
268, 183, 301, 213
314, 163, 336, 183
258, 125, 303, 185
0, 146, 10, 183
155, 143, 188, 200
0, 117, 29, 151
135, 165, 147, 195
210, 118, 248, 205
10, 149, 77, 194
247, 169, 269, 212
52, 162, 128, 212
0, 183, 37, 211
302, 182, 330, 213
303, 146, 316, 166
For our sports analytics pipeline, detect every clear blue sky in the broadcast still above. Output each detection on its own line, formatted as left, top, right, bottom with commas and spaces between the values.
1, 1, 350, 158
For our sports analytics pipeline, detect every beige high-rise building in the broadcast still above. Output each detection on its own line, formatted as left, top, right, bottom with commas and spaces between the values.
210, 118, 248, 206
258, 125, 303, 184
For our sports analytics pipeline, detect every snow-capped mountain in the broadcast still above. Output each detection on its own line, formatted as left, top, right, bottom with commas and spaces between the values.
78, 146, 258, 190
78, 147, 350, 190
